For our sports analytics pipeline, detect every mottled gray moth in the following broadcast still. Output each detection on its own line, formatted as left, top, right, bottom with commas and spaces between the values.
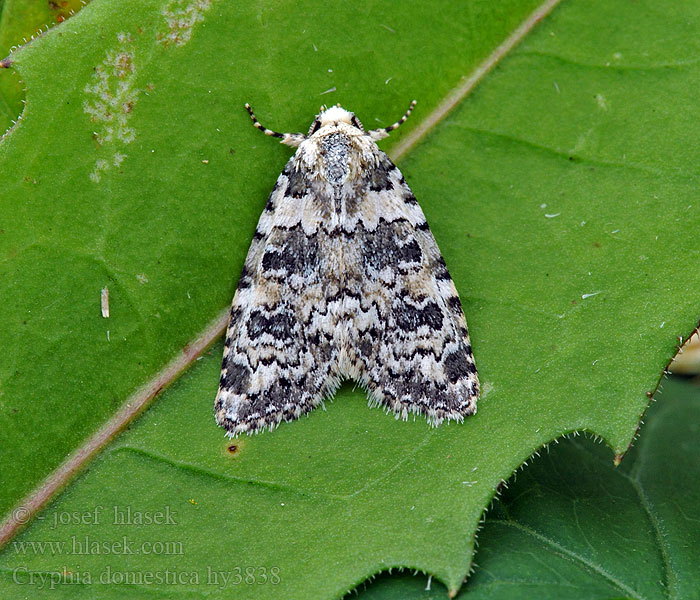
215, 102, 478, 436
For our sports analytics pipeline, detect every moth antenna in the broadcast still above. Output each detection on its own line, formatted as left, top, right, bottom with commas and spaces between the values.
244, 103, 305, 147
368, 100, 417, 141
244, 103, 283, 138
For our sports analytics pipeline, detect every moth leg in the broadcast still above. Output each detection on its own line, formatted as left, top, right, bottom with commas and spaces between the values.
244, 103, 305, 147
368, 100, 417, 141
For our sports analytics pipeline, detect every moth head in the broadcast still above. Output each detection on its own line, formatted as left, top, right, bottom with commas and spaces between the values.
307, 104, 364, 136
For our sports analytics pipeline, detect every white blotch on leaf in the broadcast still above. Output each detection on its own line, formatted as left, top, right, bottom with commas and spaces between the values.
83, 32, 141, 181
596, 93, 609, 111
159, 0, 213, 47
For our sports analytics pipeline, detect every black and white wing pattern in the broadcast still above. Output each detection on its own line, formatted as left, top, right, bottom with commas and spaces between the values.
344, 153, 478, 425
215, 159, 340, 435
215, 103, 478, 436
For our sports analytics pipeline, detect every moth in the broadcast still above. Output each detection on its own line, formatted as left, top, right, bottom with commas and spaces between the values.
215, 101, 478, 435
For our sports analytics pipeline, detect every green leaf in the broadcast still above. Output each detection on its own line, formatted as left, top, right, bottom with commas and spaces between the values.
0, 0, 542, 523
1, 0, 698, 598
0, 0, 87, 131
353, 376, 700, 599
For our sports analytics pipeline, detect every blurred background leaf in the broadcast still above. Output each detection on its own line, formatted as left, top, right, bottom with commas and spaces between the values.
353, 376, 700, 599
